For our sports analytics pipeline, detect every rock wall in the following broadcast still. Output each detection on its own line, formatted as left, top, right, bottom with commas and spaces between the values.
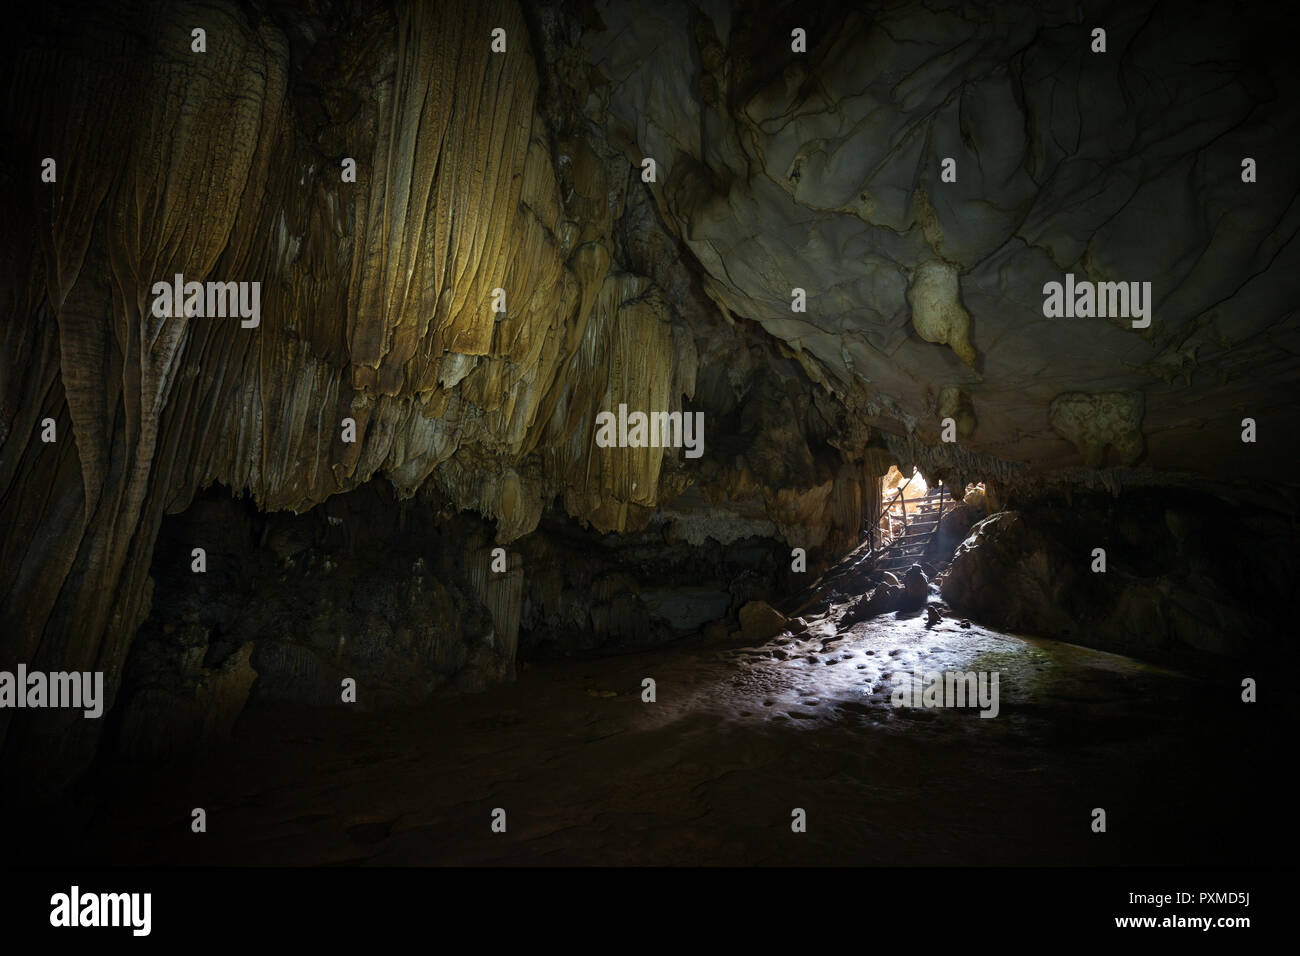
116, 484, 507, 756
111, 479, 800, 758
939, 489, 1293, 662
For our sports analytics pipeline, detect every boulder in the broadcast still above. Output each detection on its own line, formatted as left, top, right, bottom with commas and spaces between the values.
940, 507, 1269, 658
902, 565, 929, 606
940, 511, 1085, 638
738, 600, 787, 642
843, 584, 905, 625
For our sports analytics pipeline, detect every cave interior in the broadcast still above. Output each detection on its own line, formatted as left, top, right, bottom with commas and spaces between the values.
0, 0, 1296, 867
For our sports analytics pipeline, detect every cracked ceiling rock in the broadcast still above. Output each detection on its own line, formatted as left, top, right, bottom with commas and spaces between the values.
584, 0, 1295, 482
1049, 391, 1146, 469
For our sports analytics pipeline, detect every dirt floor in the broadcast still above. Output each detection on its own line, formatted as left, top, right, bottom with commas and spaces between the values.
57, 603, 1286, 866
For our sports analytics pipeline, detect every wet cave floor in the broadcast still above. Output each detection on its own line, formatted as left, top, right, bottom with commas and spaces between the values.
76, 610, 1284, 866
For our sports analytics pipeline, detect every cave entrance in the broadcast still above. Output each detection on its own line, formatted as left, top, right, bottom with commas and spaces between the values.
865, 472, 989, 575
867, 466, 929, 550
865, 467, 968, 576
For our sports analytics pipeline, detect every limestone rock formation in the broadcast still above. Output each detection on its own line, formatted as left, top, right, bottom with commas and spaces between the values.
583, 0, 1300, 490
937, 386, 976, 440
117, 639, 257, 760
940, 512, 1087, 638
909, 262, 977, 368
1048, 391, 1145, 467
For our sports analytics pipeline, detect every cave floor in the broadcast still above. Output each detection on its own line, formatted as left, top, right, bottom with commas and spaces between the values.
78, 606, 1280, 866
